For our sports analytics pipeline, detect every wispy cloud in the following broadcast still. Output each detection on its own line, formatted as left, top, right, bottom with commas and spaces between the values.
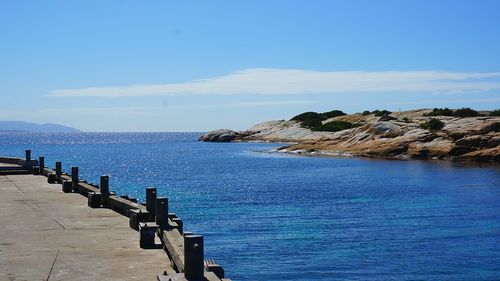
38, 100, 319, 114
48, 68, 500, 97
397, 97, 500, 105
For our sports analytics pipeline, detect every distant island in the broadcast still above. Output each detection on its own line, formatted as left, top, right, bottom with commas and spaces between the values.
200, 108, 500, 162
0, 121, 81, 133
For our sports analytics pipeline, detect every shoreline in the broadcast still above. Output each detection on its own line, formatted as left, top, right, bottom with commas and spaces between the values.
200, 109, 500, 163
274, 147, 500, 165
248, 141, 500, 165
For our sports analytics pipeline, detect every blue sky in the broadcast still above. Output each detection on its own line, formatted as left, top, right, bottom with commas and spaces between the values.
1, 0, 500, 132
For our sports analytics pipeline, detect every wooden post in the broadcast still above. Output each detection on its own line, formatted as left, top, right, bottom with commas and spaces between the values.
62, 180, 72, 193
71, 166, 79, 192
38, 156, 44, 174
55, 162, 62, 180
172, 218, 183, 234
184, 235, 204, 280
25, 150, 31, 161
146, 187, 157, 221
88, 191, 102, 208
129, 209, 150, 231
155, 197, 168, 230
47, 173, 56, 184
139, 222, 159, 249
100, 175, 109, 195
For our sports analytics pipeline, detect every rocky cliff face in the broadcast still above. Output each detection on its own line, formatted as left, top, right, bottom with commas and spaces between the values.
199, 109, 500, 161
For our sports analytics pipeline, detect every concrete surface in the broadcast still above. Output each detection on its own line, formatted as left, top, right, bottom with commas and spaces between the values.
0, 174, 171, 281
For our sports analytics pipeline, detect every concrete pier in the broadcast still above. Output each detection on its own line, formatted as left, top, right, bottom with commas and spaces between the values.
0, 154, 230, 281
0, 173, 171, 280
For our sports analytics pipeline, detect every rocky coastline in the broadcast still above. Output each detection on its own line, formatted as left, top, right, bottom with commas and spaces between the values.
199, 109, 500, 162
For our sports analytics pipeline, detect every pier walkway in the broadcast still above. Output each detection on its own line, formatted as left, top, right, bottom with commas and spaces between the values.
0, 173, 171, 280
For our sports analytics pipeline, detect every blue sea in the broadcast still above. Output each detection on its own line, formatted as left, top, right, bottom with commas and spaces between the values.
0, 132, 499, 281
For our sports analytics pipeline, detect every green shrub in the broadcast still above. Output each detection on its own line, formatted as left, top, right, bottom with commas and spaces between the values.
420, 118, 445, 130
454, 107, 479, 117
300, 119, 323, 129
290, 112, 324, 121
491, 122, 500, 132
424, 107, 454, 116
312, 120, 356, 132
372, 110, 392, 117
321, 110, 346, 119
402, 117, 411, 123
290, 110, 346, 122
290, 109, 348, 131
360, 109, 392, 116
489, 109, 500, 116
424, 107, 480, 117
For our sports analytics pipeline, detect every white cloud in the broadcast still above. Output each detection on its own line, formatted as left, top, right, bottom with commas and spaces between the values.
48, 68, 500, 97
38, 100, 319, 114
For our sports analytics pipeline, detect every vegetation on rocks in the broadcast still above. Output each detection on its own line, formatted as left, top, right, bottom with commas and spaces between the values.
322, 110, 347, 119
490, 109, 500, 116
455, 107, 480, 117
290, 112, 323, 122
424, 107, 455, 116
420, 118, 445, 130
362, 109, 392, 116
311, 120, 359, 132
491, 122, 500, 132
424, 107, 480, 117
290, 109, 347, 131
290, 110, 346, 122
300, 118, 322, 129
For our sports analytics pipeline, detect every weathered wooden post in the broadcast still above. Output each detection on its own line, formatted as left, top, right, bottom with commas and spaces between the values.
25, 150, 31, 161
62, 180, 73, 193
38, 156, 45, 174
184, 235, 204, 280
71, 166, 79, 192
172, 217, 183, 234
129, 208, 150, 231
88, 191, 102, 208
155, 197, 168, 230
47, 173, 56, 184
55, 161, 62, 182
146, 187, 157, 221
100, 175, 109, 194
139, 222, 159, 249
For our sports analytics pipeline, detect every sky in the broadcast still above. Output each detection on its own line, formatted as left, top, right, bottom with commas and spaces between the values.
1, 0, 500, 132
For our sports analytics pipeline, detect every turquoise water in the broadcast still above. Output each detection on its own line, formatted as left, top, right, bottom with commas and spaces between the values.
1, 132, 499, 280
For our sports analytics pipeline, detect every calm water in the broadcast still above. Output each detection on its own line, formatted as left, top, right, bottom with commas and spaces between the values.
1, 132, 499, 281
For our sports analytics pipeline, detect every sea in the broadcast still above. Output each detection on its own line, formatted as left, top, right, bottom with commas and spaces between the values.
0, 132, 499, 281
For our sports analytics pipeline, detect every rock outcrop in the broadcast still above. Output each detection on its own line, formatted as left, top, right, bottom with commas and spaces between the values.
198, 129, 254, 142
199, 109, 500, 161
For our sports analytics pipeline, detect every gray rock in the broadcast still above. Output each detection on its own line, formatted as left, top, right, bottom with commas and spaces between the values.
378, 114, 397, 121
199, 129, 239, 142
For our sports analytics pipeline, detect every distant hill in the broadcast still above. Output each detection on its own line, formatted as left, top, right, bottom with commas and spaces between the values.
0, 121, 81, 132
